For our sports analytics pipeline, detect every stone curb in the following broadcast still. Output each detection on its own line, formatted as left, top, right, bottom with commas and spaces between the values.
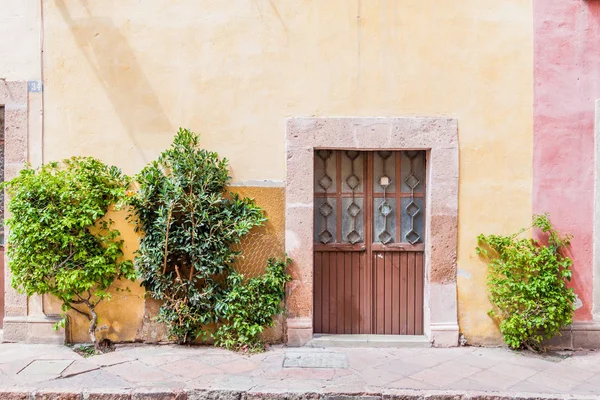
0, 389, 596, 400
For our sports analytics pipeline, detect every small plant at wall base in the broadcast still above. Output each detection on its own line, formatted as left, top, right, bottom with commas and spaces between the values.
3, 157, 136, 352
129, 128, 268, 344
214, 257, 291, 352
476, 214, 575, 352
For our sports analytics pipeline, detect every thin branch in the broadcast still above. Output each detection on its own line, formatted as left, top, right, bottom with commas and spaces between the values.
70, 305, 91, 320
54, 250, 74, 271
174, 265, 183, 282
189, 190, 196, 282
162, 205, 173, 275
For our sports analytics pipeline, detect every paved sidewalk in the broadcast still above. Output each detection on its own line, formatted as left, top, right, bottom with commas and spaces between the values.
1, 342, 600, 399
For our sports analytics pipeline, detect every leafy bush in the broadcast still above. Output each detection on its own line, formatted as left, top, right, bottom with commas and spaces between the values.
214, 257, 291, 352
3, 157, 136, 350
129, 128, 267, 344
476, 214, 575, 351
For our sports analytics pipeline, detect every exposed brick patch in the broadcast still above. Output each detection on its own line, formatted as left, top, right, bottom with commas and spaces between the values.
86, 392, 132, 400
131, 390, 187, 400
188, 390, 242, 400
0, 391, 29, 400
243, 394, 321, 400
35, 392, 82, 400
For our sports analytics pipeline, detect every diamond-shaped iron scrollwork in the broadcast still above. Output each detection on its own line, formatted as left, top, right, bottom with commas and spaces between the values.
404, 151, 421, 244
319, 201, 333, 217
377, 151, 394, 244
379, 201, 393, 217
345, 150, 362, 244
347, 202, 361, 217
316, 150, 334, 244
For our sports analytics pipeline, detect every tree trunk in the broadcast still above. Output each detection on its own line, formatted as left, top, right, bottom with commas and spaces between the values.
88, 307, 99, 351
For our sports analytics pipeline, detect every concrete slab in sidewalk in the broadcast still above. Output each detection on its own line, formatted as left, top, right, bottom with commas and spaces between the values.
0, 342, 599, 399
284, 351, 348, 368
18, 360, 73, 376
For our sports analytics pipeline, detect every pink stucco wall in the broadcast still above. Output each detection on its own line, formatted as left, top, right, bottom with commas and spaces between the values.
534, 0, 600, 321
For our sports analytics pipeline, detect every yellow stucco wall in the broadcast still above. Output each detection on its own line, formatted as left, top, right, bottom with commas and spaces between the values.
0, 0, 41, 81
42, 0, 533, 345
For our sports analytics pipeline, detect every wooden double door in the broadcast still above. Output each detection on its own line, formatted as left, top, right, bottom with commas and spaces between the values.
313, 150, 425, 335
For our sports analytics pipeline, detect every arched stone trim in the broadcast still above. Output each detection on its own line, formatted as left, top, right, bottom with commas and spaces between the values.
285, 117, 459, 347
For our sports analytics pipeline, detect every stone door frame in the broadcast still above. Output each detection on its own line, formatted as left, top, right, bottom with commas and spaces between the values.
1, 81, 29, 331
1, 80, 63, 343
285, 117, 459, 347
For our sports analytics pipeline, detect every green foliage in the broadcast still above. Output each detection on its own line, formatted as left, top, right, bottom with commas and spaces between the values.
3, 157, 136, 347
214, 257, 291, 352
73, 344, 96, 358
476, 214, 575, 351
129, 128, 267, 344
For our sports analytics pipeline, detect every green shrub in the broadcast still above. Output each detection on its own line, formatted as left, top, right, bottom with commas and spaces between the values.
3, 157, 136, 350
129, 128, 267, 344
214, 257, 291, 352
476, 214, 575, 351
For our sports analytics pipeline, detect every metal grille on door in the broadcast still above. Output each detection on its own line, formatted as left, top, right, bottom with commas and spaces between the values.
313, 150, 425, 335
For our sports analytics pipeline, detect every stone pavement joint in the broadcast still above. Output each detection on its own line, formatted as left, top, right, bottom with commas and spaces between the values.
1, 343, 600, 399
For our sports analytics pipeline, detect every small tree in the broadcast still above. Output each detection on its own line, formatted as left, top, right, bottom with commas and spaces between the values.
4, 157, 136, 351
476, 214, 575, 351
129, 128, 266, 343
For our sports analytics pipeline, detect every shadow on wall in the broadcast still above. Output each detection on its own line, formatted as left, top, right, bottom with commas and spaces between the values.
55, 0, 173, 164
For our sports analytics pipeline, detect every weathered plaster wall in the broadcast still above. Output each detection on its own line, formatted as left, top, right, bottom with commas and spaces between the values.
0, 1, 41, 81
42, 0, 534, 344
533, 0, 600, 321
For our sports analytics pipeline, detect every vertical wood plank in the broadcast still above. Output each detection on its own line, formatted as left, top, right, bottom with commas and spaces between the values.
329, 252, 338, 333
415, 252, 424, 335
314, 252, 322, 333
337, 251, 345, 334
322, 252, 330, 333
375, 252, 385, 334
361, 252, 370, 334
384, 252, 393, 334
407, 252, 416, 335
361, 254, 375, 334
352, 252, 360, 334
391, 252, 400, 335
345, 252, 353, 334
400, 251, 408, 334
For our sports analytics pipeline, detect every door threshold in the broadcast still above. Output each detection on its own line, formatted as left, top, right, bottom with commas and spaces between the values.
307, 334, 431, 348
